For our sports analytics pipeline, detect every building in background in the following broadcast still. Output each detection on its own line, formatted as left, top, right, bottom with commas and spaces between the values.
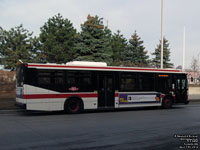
186, 70, 199, 85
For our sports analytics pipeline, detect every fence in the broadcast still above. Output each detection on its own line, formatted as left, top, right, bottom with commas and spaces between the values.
0, 70, 16, 98
188, 77, 200, 85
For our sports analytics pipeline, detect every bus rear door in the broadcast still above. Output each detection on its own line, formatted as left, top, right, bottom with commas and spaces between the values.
98, 73, 115, 108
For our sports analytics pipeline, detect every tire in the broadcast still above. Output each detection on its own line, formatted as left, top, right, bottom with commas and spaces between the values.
64, 98, 83, 114
184, 100, 189, 104
162, 97, 173, 109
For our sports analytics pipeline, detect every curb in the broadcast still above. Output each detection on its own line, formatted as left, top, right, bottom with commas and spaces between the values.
0, 109, 24, 114
0, 100, 200, 114
189, 99, 200, 103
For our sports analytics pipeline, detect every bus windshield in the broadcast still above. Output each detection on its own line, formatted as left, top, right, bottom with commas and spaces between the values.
16, 64, 24, 87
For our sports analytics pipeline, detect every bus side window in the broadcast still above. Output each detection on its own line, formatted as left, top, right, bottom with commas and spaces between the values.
79, 71, 93, 92
55, 71, 64, 85
67, 71, 77, 86
25, 68, 37, 85
139, 73, 154, 91
120, 73, 136, 92
38, 70, 51, 85
163, 79, 171, 91
66, 71, 92, 92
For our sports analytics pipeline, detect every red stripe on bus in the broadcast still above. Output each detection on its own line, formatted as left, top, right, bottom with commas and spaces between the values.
27, 64, 180, 73
23, 93, 119, 99
23, 93, 98, 99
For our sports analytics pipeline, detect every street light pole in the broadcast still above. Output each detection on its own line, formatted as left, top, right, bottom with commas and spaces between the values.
182, 26, 186, 71
161, 0, 164, 69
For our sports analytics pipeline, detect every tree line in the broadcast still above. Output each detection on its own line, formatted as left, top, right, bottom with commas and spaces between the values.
0, 14, 173, 69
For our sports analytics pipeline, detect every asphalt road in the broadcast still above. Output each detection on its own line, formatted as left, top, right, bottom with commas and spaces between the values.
0, 103, 199, 150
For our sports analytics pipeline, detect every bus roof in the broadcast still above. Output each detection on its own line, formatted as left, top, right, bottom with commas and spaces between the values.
24, 62, 186, 74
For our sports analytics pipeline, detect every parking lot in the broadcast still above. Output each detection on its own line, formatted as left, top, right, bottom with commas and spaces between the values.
0, 103, 199, 150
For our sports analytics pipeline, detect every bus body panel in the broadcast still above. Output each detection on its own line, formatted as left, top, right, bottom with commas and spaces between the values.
21, 84, 98, 111
118, 92, 162, 108
25, 97, 98, 111
118, 103, 161, 108
16, 62, 189, 112
16, 86, 26, 108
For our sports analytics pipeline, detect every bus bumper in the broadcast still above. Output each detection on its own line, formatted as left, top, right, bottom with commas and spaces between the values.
184, 100, 189, 104
15, 102, 26, 109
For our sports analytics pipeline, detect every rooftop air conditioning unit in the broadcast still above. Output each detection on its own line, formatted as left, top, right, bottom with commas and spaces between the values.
66, 61, 107, 67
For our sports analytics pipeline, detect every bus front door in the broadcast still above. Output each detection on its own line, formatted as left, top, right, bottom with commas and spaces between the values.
98, 74, 115, 108
175, 77, 188, 103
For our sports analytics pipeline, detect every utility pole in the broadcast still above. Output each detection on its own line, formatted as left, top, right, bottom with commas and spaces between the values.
161, 0, 164, 69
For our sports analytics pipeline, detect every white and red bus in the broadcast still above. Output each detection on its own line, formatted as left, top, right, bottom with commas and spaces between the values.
16, 61, 189, 113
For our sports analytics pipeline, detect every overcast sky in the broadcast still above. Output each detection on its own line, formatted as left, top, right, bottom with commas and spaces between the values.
0, 0, 200, 68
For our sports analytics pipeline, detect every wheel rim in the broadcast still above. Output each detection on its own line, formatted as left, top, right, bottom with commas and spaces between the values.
69, 102, 79, 112
164, 99, 171, 107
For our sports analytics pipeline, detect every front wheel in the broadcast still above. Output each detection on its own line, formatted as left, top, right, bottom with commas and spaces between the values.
162, 97, 173, 109
64, 98, 83, 114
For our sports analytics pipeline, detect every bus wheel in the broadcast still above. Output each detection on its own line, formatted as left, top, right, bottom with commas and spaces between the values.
162, 97, 173, 109
64, 98, 82, 114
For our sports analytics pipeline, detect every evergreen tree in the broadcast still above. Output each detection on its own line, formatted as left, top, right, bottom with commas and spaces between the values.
75, 15, 113, 65
0, 25, 40, 69
152, 37, 173, 68
0, 27, 5, 66
123, 31, 149, 67
103, 26, 113, 63
39, 13, 77, 63
0, 27, 5, 47
111, 30, 127, 66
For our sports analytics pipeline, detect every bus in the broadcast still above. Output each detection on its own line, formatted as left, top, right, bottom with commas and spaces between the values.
16, 61, 189, 113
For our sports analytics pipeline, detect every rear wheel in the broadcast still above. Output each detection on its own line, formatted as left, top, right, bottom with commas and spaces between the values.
162, 97, 173, 109
64, 98, 83, 114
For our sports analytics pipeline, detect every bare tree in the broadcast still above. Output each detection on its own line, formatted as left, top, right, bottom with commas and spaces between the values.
191, 56, 199, 72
